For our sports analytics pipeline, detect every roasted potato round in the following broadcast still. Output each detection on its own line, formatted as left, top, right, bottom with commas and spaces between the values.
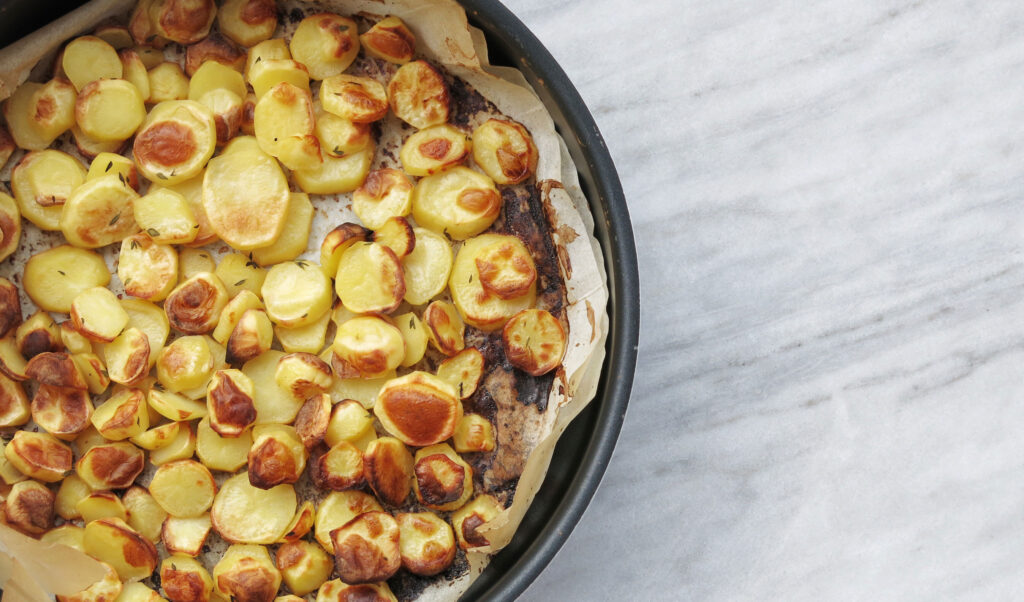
360, 16, 415, 64
149, 459, 216, 517
373, 371, 461, 447
164, 272, 229, 335
76, 441, 145, 489
289, 13, 359, 80
211, 472, 296, 544
261, 261, 332, 328
321, 75, 388, 123
334, 242, 405, 315
313, 490, 382, 553
133, 100, 216, 185
330, 511, 401, 584
400, 124, 471, 176
75, 78, 146, 142
396, 512, 456, 576
471, 118, 539, 185
332, 316, 405, 378
276, 540, 332, 597
387, 60, 449, 129
411, 166, 501, 240
83, 517, 158, 581
218, 0, 278, 47
22, 245, 110, 313
11, 149, 86, 231
449, 233, 537, 331
451, 493, 503, 550
502, 308, 567, 376
32, 385, 93, 440
412, 443, 473, 511
363, 436, 413, 507
62, 36, 122, 91
5, 429, 73, 482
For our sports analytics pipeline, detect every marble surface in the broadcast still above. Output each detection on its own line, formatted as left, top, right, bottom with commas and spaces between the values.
506, 0, 1024, 600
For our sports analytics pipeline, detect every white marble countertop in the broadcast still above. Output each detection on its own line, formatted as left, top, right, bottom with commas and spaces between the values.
505, 0, 1024, 599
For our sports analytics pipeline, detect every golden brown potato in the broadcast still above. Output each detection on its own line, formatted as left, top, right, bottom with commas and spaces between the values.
116, 582, 164, 602
316, 110, 371, 158
22, 245, 109, 313
5, 479, 55, 536
226, 308, 274, 364
72, 353, 112, 394
312, 490, 381, 553
0, 279, 19, 341
372, 216, 416, 260
87, 152, 140, 191
91, 388, 148, 441
165, 272, 229, 335
155, 333, 217, 394
242, 350, 304, 425
360, 16, 415, 64
374, 371, 461, 447
60, 173, 140, 249
453, 413, 495, 453
26, 352, 88, 389
134, 100, 216, 185
118, 48, 151, 102
332, 316, 405, 378
163, 513, 213, 557
0, 335, 29, 382
161, 555, 214, 602
400, 124, 471, 176
212, 290, 264, 346
122, 299, 169, 367
75, 79, 146, 142
502, 308, 566, 376
150, 0, 216, 44
0, 440, 27, 485
201, 136, 290, 250
276, 540, 332, 597
363, 436, 413, 507
320, 75, 388, 123
275, 353, 332, 399
411, 166, 500, 241
423, 299, 465, 356
132, 188, 199, 245
319, 222, 370, 277
71, 286, 129, 343
0, 372, 30, 428
331, 511, 401, 584
254, 82, 320, 170
212, 544, 281, 601
248, 424, 306, 489
449, 234, 537, 331
471, 118, 538, 185
84, 517, 158, 581
118, 236, 178, 304
63, 36, 122, 92
387, 60, 449, 129
28, 79, 78, 144
451, 493, 502, 550
76, 490, 128, 524
61, 322, 92, 355
315, 581, 397, 602
251, 192, 314, 266
196, 416, 252, 472
413, 443, 473, 511
185, 32, 245, 76
218, 0, 277, 48
15, 311, 60, 360
279, 500, 315, 543
32, 385, 92, 440
311, 441, 364, 491
5, 430, 72, 482
3, 83, 49, 151
207, 369, 257, 438
215, 254, 268, 300
198, 88, 244, 144
289, 14, 359, 80
12, 149, 86, 230
211, 472, 296, 544
292, 141, 374, 195
395, 512, 456, 576
437, 347, 485, 400
150, 459, 216, 517
293, 393, 330, 450
261, 261, 333, 328
334, 242, 405, 315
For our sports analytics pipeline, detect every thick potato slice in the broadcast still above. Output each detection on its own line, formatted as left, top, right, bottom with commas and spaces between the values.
363, 436, 413, 506
185, 32, 245, 76
261, 261, 332, 327
0, 279, 20, 340
218, 0, 277, 47
360, 16, 415, 64
334, 242, 404, 315
316, 110, 371, 158
211, 472, 296, 544
150, 459, 216, 517
423, 300, 465, 357
472, 118, 538, 185
331, 511, 401, 584
28, 79, 78, 143
274, 309, 330, 354
198, 88, 244, 143
88, 152, 140, 191
374, 371, 461, 447
502, 308, 566, 376
134, 100, 216, 185
411, 166, 500, 240
132, 188, 198, 245
11, 150, 86, 230
248, 424, 306, 488
3, 83, 49, 150
400, 228, 452, 307
123, 486, 168, 543
400, 124, 471, 176
254, 82, 320, 170
449, 234, 536, 331
313, 490, 382, 553
396, 512, 456, 576
316, 581, 397, 602
0, 372, 30, 427
163, 513, 213, 557
248, 58, 310, 100
119, 48, 151, 102
122, 298, 169, 366
451, 494, 502, 550
156, 335, 215, 393
252, 193, 314, 266
277, 540, 332, 596
413, 443, 473, 511
149, 0, 216, 45
60, 174, 140, 249
0, 193, 21, 263
84, 517, 158, 581
292, 141, 373, 195
26, 352, 88, 389
91, 388, 148, 441
437, 347, 485, 400
23, 245, 109, 312
226, 308, 273, 364
76, 490, 128, 524
130, 420, 183, 451
311, 440, 364, 491
196, 416, 252, 472
32, 385, 91, 440
289, 14, 359, 80
77, 441, 144, 489
215, 254, 268, 299
275, 352, 332, 399
5, 479, 55, 536
71, 286, 129, 343
148, 62, 190, 103
320, 75, 388, 123
165, 272, 229, 335
212, 544, 281, 601
324, 399, 374, 449
119, 235, 179, 302
75, 79, 145, 142
161, 556, 213, 602
202, 136, 290, 249
161, 174, 218, 246
453, 413, 495, 453
212, 290, 264, 345
149, 421, 197, 465
293, 393, 331, 449
63, 36, 122, 91
332, 316, 405, 378
387, 60, 449, 129
242, 350, 304, 424
319, 222, 369, 277
207, 369, 257, 437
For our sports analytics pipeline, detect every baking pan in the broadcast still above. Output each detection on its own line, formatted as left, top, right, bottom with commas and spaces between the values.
0, 1, 640, 600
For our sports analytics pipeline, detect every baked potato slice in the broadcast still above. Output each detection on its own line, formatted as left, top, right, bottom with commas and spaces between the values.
211, 472, 296, 544
293, 393, 331, 449
215, 254, 268, 299
207, 369, 256, 437
4, 82, 50, 151
274, 309, 331, 354
251, 193, 314, 266
400, 124, 471, 176
60, 173, 140, 249
321, 74, 388, 123
395, 512, 456, 576
226, 308, 274, 364
91, 388, 149, 441
212, 544, 281, 601
118, 48, 151, 102
363, 436, 414, 507
71, 286, 129, 343
27, 79, 78, 144
360, 16, 415, 65
163, 513, 213, 557
245, 38, 290, 76
150, 459, 216, 517
26, 352, 89, 389
196, 416, 252, 472
185, 32, 245, 76
161, 555, 213, 602
161, 174, 218, 246
330, 511, 401, 584
248, 58, 310, 100
197, 88, 244, 144
242, 350, 304, 424
292, 141, 374, 195
119, 235, 178, 302
472, 118, 539, 185
374, 371, 461, 447
452, 413, 495, 453
130, 420, 183, 451
62, 36, 122, 91
277, 540, 332, 596
412, 443, 473, 511
147, 62, 190, 103
392, 312, 427, 368
122, 298, 169, 367
311, 441, 364, 491
372, 216, 416, 260
133, 188, 198, 245
40, 524, 86, 551
254, 82, 320, 170
437, 347, 485, 400
0, 193, 21, 264
133, 100, 216, 185
87, 152, 139, 191
332, 316, 405, 378
423, 300, 465, 357
248, 423, 306, 488
149, 420, 197, 465
76, 490, 128, 524
411, 166, 501, 240
156, 335, 215, 393
75, 79, 146, 142
31, 385, 92, 440
449, 233, 537, 331
83, 517, 158, 581
334, 242, 405, 315
502, 308, 567, 376
5, 479, 55, 536
23, 245, 109, 313
164, 272, 229, 335
218, 0, 278, 47
313, 490, 382, 553
11, 149, 86, 230
7, 430, 72, 483
289, 14, 359, 80
316, 110, 371, 158
261, 261, 333, 328
54, 474, 90, 520
15, 311, 59, 360
387, 60, 449, 129
315, 581, 397, 602
0, 279, 20, 340
451, 493, 502, 550
324, 399, 375, 449
400, 227, 453, 307
212, 290, 264, 345
275, 352, 332, 399
149, 0, 216, 45
319, 222, 370, 277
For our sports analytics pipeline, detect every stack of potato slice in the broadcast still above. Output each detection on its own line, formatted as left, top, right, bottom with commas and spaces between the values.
0, 1, 569, 600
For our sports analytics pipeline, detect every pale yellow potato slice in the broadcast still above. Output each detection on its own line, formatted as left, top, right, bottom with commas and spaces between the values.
423, 299, 465, 357
94, 24, 133, 49
160, 556, 213, 602
0, 439, 27, 484
56, 474, 91, 520
316, 110, 371, 158
23, 245, 110, 312
332, 316, 405, 378
76, 491, 128, 524
212, 290, 264, 345
11, 149, 86, 230
374, 371, 461, 447
121, 298, 169, 367
148, 61, 189, 103
60, 174, 140, 249
449, 233, 537, 331
276, 540, 332, 596
149, 421, 196, 465
91, 388, 148, 441
324, 399, 374, 449
472, 117, 539, 185
28, 79, 77, 144
57, 561, 123, 602
279, 500, 315, 543
437, 347, 485, 400
241, 350, 303, 424
164, 272, 229, 335
150, 459, 216, 517
70, 286, 128, 343
61, 322, 93, 355
119, 234, 179, 301
254, 82, 320, 170
289, 13, 359, 80
394, 311, 428, 367
411, 166, 501, 240
119, 48, 151, 102
261, 261, 332, 327
248, 58, 310, 99
163, 513, 212, 557
134, 45, 164, 69
313, 490, 382, 553
189, 60, 247, 102
133, 100, 216, 185
72, 124, 129, 159
75, 79, 146, 142
178, 248, 216, 280
83, 517, 158, 581
245, 38, 290, 76
87, 152, 139, 191
116, 582, 164, 602
71, 354, 111, 395
3, 82, 50, 150
202, 136, 289, 249
40, 524, 86, 551
328, 373, 394, 411
274, 309, 330, 354
130, 420, 183, 451
104, 327, 151, 386
401, 228, 452, 307
161, 174, 218, 246
387, 60, 449, 129
133, 188, 198, 245
124, 486, 167, 543
360, 16, 415, 64
396, 512, 456, 576
219, 0, 277, 47
196, 415, 252, 472
334, 242, 405, 315
312, 438, 364, 491
197, 88, 243, 143
211, 472, 296, 544
156, 335, 215, 393
319, 222, 369, 277
63, 36, 122, 92
371, 216, 416, 260
215, 253, 268, 299
292, 140, 373, 195
0, 193, 19, 263
149, 388, 207, 422
251, 193, 313, 266
400, 124, 471, 176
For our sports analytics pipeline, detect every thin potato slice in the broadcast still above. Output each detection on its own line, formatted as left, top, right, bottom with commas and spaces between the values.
179, 249, 216, 281
87, 152, 139, 191
251, 193, 313, 266
156, 336, 215, 393
71, 286, 129, 343
254, 82, 319, 170
161, 174, 218, 246
293, 393, 331, 449
292, 141, 373, 195
449, 234, 537, 331
437, 347, 485, 400
321, 75, 388, 123
215, 254, 267, 299
247, 58, 310, 99
395, 512, 456, 577
412, 443, 473, 511
83, 517, 158, 581
185, 32, 245, 77
335, 242, 405, 315
28, 79, 78, 144
275, 353, 332, 399
0, 372, 30, 427
331, 511, 401, 584
207, 369, 257, 437
212, 290, 264, 346
274, 309, 330, 354
5, 479, 55, 536
319, 222, 370, 277
401, 227, 453, 306
332, 316, 405, 378
211, 472, 296, 544
218, 0, 277, 47
363, 436, 413, 507
242, 350, 303, 424
23, 245, 110, 313
163, 513, 213, 557
423, 300, 465, 357
4, 82, 50, 150
150, 459, 216, 517
160, 555, 213, 602
212, 544, 281, 601
387, 60, 449, 129
76, 441, 144, 489
196, 416, 252, 472
119, 235, 179, 302
60, 174, 140, 249
149, 420, 197, 465
91, 388, 149, 441
399, 124, 471, 176
147, 62, 189, 103
451, 494, 502, 550
32, 385, 92, 440
198, 88, 244, 143
261, 261, 332, 328
374, 371, 461, 447
248, 424, 306, 488
26, 352, 88, 389
226, 307, 273, 364
471, 118, 539, 185
73, 353, 112, 394
119, 48, 151, 102
316, 110, 371, 158
276, 539, 332, 596
76, 491, 128, 524
133, 100, 216, 185
360, 16, 415, 64
245, 39, 290, 77
122, 298, 170, 366
94, 24, 133, 49
11, 150, 86, 230
133, 188, 198, 245
411, 166, 501, 240
394, 312, 427, 368
149, 0, 216, 45
55, 474, 91, 520
289, 14, 359, 80
324, 399, 374, 449
72, 124, 129, 159
313, 490, 382, 553
279, 500, 315, 543
63, 36, 122, 92
453, 413, 496, 453
130, 420, 183, 451
75, 79, 146, 142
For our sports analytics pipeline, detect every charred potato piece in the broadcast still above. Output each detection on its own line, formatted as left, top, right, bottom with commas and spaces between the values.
313, 490, 382, 553
63, 36, 122, 91
254, 82, 320, 171
161, 555, 214, 602
360, 16, 415, 64
332, 316, 405, 378
277, 540, 332, 597
0, 279, 21, 339
226, 308, 274, 364
212, 544, 281, 601
211, 472, 296, 544
165, 272, 229, 335
413, 443, 473, 511
437, 348, 485, 400
311, 441, 364, 491
321, 75, 388, 123
12, 150, 86, 230
275, 309, 331, 355
363, 436, 413, 507
472, 118, 539, 185
196, 416, 252, 472
411, 166, 500, 241
122, 299, 169, 367
16, 311, 61, 359
319, 222, 370, 277
248, 424, 306, 488
91, 388, 148, 441
423, 300, 465, 356
87, 152, 140, 191
156, 336, 215, 393
334, 242, 405, 315
71, 286, 129, 343
449, 234, 537, 331
395, 512, 456, 576
275, 353, 332, 399
149, 0, 216, 44
76, 490, 128, 524
118, 235, 179, 301
212, 290, 264, 346
372, 216, 416, 260
26, 352, 88, 389
261, 261, 332, 328
218, 0, 278, 47
75, 79, 146, 142
133, 188, 198, 245
207, 369, 257, 438
292, 141, 374, 195
119, 48, 151, 103
316, 110, 371, 158
149, 459, 216, 518
401, 228, 453, 307
293, 393, 331, 449
242, 350, 304, 424
251, 193, 314, 266
32, 385, 92, 440
289, 14, 359, 80
399, 124, 471, 176
185, 32, 245, 76
374, 371, 461, 447
134, 100, 216, 185
148, 62, 190, 103
23, 245, 110, 312
330, 511, 401, 584
215, 254, 268, 299
5, 479, 55, 536
84, 517, 158, 581
387, 60, 449, 129
502, 308, 567, 376
60, 173, 140, 249
76, 442, 142, 488
163, 513, 213, 557
451, 494, 502, 550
